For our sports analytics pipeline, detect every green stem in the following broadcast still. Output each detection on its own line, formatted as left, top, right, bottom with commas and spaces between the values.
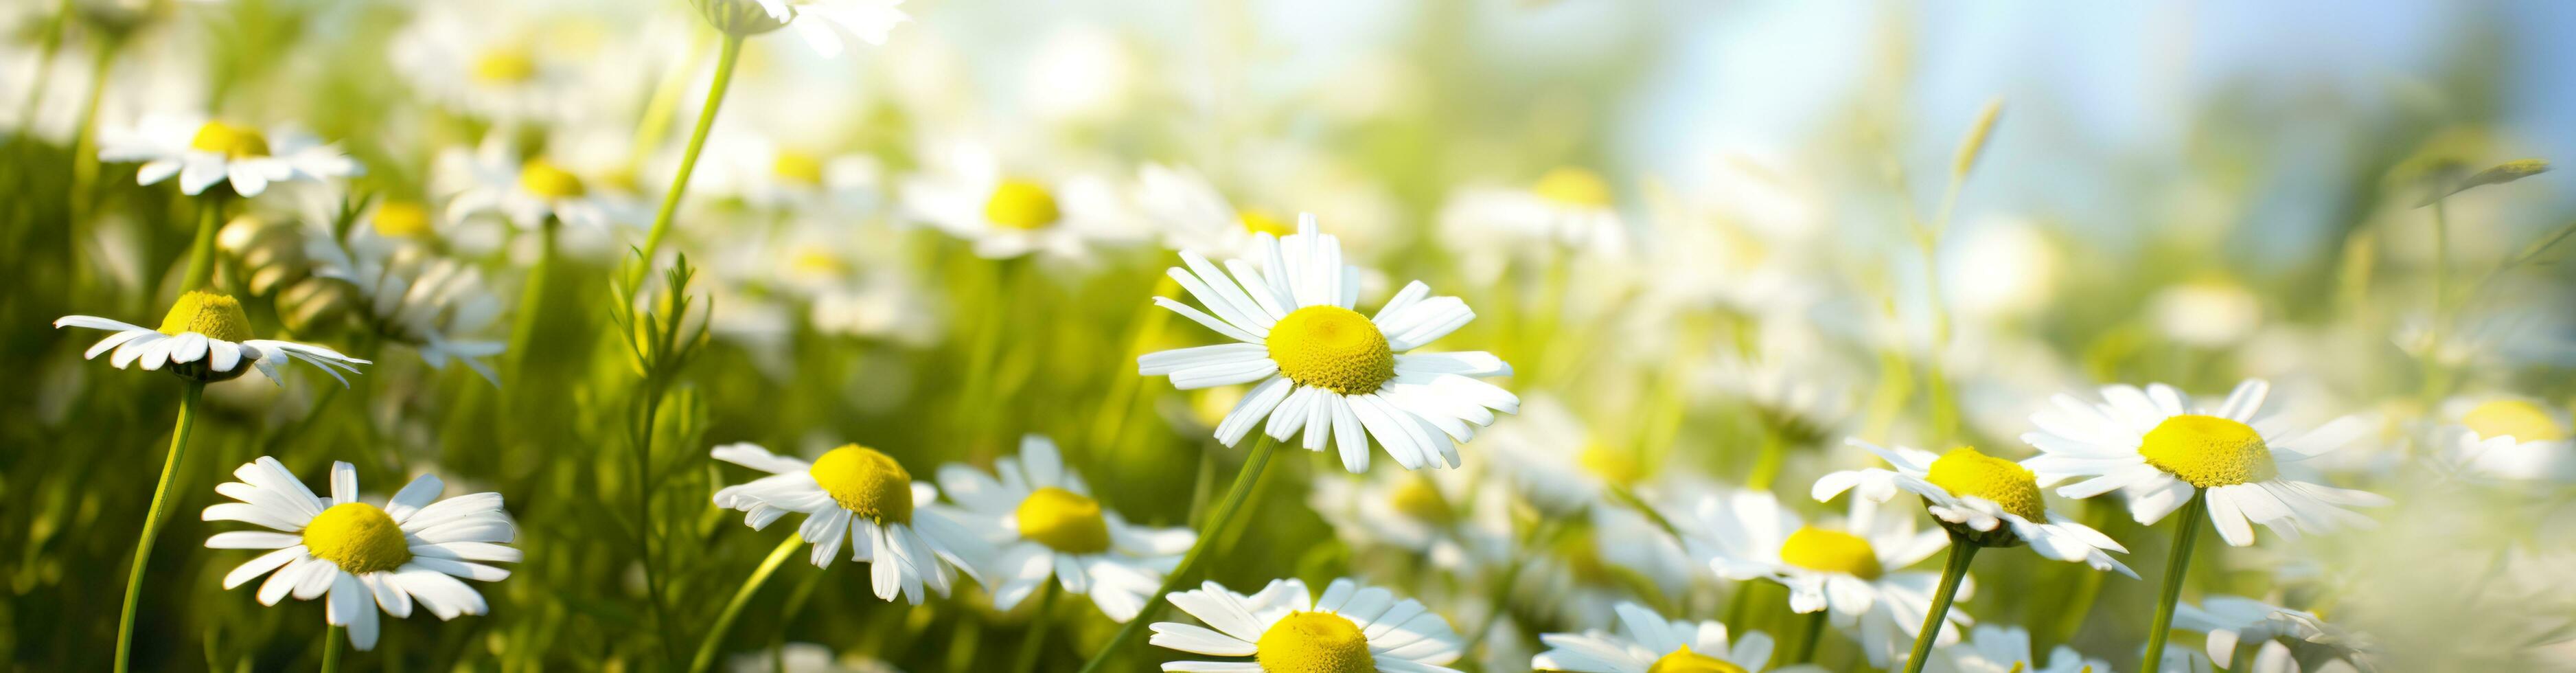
179, 194, 226, 293
115, 383, 204, 673
1074, 435, 1280, 673
632, 32, 745, 289
2139, 490, 2207, 673
17, 0, 72, 129
2419, 198, 2454, 409
1605, 485, 1681, 541
1746, 428, 1790, 490
1009, 584, 1059, 673
1795, 608, 1828, 664
1900, 533, 1977, 673
67, 34, 120, 237
635, 385, 674, 664
321, 625, 343, 673
504, 217, 559, 386
687, 534, 804, 673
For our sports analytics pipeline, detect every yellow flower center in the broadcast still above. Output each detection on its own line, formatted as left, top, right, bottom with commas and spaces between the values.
303, 503, 413, 575
1532, 166, 1613, 208
1267, 306, 1396, 395
772, 150, 827, 187
1255, 611, 1375, 673
188, 121, 271, 159
1238, 209, 1294, 236
1578, 444, 1644, 486
2463, 400, 2569, 442
788, 248, 847, 277
2138, 414, 2277, 488
807, 444, 914, 525
1779, 527, 1882, 580
471, 47, 538, 84
158, 290, 255, 343
1924, 446, 2047, 521
1646, 646, 1749, 673
982, 179, 1061, 230
519, 159, 588, 199
1387, 475, 1457, 525
371, 201, 434, 238
1014, 486, 1110, 554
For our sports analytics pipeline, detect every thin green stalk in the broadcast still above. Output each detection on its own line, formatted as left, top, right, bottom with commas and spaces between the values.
687, 534, 804, 673
179, 194, 227, 292
1009, 584, 1059, 673
632, 32, 746, 288
504, 218, 559, 386
1746, 427, 1790, 490
1795, 608, 1828, 664
1074, 435, 1280, 673
1900, 534, 1978, 673
67, 34, 121, 236
2139, 490, 2207, 673
115, 382, 205, 673
1606, 485, 1681, 541
2419, 198, 2454, 411
321, 625, 344, 673
16, 0, 73, 130
634, 384, 675, 664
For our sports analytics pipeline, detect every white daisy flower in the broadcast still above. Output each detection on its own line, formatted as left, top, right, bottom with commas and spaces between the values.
1307, 466, 1510, 574
435, 137, 636, 231
2435, 396, 2574, 483
929, 435, 1192, 622
202, 457, 519, 651
1937, 624, 2111, 673
1135, 163, 1297, 258
1136, 215, 1519, 473
1436, 166, 1630, 269
1147, 577, 1464, 672
1481, 393, 1648, 514
2174, 595, 2376, 671
387, 3, 586, 125
2224, 641, 2364, 673
700, 134, 882, 214
898, 137, 1136, 261
98, 114, 360, 197
1815, 440, 2135, 577
305, 216, 506, 385
708, 442, 987, 604
55, 290, 371, 385
2020, 379, 2391, 546
1512, 505, 1698, 630
750, 0, 908, 58
1684, 490, 1964, 668
1532, 602, 1819, 673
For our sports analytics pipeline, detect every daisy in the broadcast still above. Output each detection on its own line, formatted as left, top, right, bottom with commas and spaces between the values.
1938, 624, 2112, 673
98, 113, 360, 196
1532, 602, 1818, 673
387, 3, 585, 125
899, 137, 1138, 261
1147, 577, 1464, 672
928, 435, 1192, 621
748, 0, 907, 58
1307, 466, 1510, 574
1510, 505, 1698, 630
305, 213, 506, 385
203, 457, 519, 650
1436, 166, 1630, 267
1135, 215, 1519, 473
2435, 396, 2574, 483
436, 137, 636, 231
1684, 490, 1964, 669
54, 290, 371, 385
1816, 440, 2135, 577
700, 131, 882, 213
1135, 163, 1296, 258
1480, 394, 1661, 514
708, 442, 986, 603
2174, 595, 2376, 671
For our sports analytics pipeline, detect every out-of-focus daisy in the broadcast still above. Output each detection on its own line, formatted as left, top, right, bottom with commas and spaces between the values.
1135, 163, 1296, 258
1437, 166, 1630, 270
1308, 466, 1509, 573
305, 211, 506, 384
203, 457, 519, 650
2223, 641, 2365, 673
701, 130, 882, 213
1532, 602, 1818, 673
1937, 624, 2111, 673
2021, 379, 2389, 546
708, 442, 985, 603
55, 290, 370, 385
726, 642, 905, 673
749, 0, 907, 57
899, 138, 1136, 261
1817, 440, 2135, 577
1147, 577, 1464, 672
388, 3, 586, 124
2435, 396, 2574, 483
436, 137, 636, 230
1482, 394, 1655, 514
99, 114, 360, 196
1513, 506, 1697, 630
2148, 279, 2262, 348
929, 435, 1191, 621
1686, 490, 1963, 668
1136, 216, 1519, 472
2175, 595, 2376, 672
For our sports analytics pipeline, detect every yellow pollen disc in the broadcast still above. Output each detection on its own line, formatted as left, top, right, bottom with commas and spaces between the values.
1255, 612, 1375, 673
188, 121, 271, 159
1267, 306, 1396, 395
1779, 527, 1882, 580
471, 47, 538, 84
788, 248, 846, 277
1238, 209, 1293, 236
1578, 444, 1644, 486
1532, 166, 1613, 208
808, 444, 915, 525
2463, 400, 2569, 442
1646, 646, 1749, 673
772, 150, 827, 186
1924, 446, 2047, 521
2138, 414, 2277, 488
1388, 475, 1458, 525
371, 201, 434, 238
1014, 487, 1110, 554
303, 503, 413, 574
518, 159, 588, 199
158, 290, 255, 342
982, 179, 1061, 230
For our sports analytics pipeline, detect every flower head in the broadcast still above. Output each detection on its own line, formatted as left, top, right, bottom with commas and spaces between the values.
56, 290, 371, 385
1148, 577, 1464, 672
928, 435, 1193, 621
203, 458, 518, 650
1817, 440, 2135, 576
100, 115, 360, 196
709, 442, 987, 603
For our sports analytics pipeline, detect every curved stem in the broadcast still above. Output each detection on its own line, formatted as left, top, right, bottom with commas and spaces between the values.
2138, 490, 2207, 673
632, 32, 745, 289
115, 383, 203, 673
1074, 435, 1280, 673
1900, 533, 1977, 673
179, 194, 226, 293
1795, 608, 1828, 664
687, 534, 805, 673
1009, 583, 1059, 673
321, 625, 344, 673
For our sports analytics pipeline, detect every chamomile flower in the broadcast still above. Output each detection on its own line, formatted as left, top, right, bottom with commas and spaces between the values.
750, 0, 907, 58
701, 133, 882, 214
1482, 393, 1647, 513
1532, 602, 1817, 673
99, 114, 360, 196
203, 458, 519, 650
1135, 163, 1296, 258
1136, 216, 1519, 473
55, 290, 370, 385
1307, 466, 1510, 573
928, 435, 1191, 621
436, 137, 636, 230
2174, 595, 2376, 670
305, 220, 506, 385
1938, 624, 2113, 673
708, 442, 986, 604
2435, 396, 2574, 483
2021, 379, 2391, 546
388, 3, 584, 124
1817, 440, 2135, 577
1512, 506, 1697, 630
1147, 577, 1464, 672
1686, 490, 1964, 668
899, 138, 1136, 261
1436, 166, 1631, 268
